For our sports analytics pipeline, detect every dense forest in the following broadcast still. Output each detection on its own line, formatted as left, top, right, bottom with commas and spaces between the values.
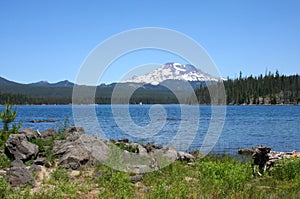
0, 91, 179, 105
195, 71, 300, 105
0, 87, 180, 105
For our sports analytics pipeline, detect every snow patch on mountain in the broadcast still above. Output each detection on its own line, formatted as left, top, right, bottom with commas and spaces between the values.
123, 63, 221, 85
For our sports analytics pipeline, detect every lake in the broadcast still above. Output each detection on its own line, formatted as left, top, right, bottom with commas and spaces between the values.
1, 105, 299, 154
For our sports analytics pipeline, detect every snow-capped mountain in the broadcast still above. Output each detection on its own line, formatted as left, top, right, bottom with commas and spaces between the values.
124, 62, 220, 85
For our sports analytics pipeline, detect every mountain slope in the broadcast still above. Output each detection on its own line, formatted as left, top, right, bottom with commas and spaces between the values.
0, 77, 23, 87
123, 62, 220, 85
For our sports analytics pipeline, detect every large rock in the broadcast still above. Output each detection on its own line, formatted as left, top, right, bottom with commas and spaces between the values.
58, 144, 90, 170
52, 127, 108, 169
152, 147, 178, 169
5, 134, 39, 161
64, 126, 85, 141
19, 127, 38, 140
6, 160, 35, 187
80, 134, 110, 163
53, 139, 90, 170
40, 128, 55, 140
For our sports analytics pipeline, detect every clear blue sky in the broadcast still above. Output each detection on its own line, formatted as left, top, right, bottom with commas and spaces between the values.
0, 0, 299, 84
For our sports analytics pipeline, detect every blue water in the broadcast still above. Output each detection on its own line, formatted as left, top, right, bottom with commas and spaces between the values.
1, 105, 299, 154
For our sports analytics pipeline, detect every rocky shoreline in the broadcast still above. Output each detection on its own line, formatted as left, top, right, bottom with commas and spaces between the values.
1, 126, 195, 187
2, 126, 300, 189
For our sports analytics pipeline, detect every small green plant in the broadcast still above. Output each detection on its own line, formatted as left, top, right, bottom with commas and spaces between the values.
0, 101, 17, 132
112, 141, 138, 153
0, 150, 11, 168
51, 167, 69, 183
0, 101, 22, 147
118, 142, 138, 153
0, 175, 10, 198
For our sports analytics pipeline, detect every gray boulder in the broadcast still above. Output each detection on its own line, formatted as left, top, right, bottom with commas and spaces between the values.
64, 126, 85, 141
128, 175, 143, 183
11, 159, 25, 168
5, 134, 39, 161
58, 144, 90, 170
6, 160, 35, 187
34, 157, 50, 166
40, 128, 55, 140
80, 134, 110, 163
52, 127, 106, 170
153, 148, 178, 169
19, 128, 38, 140
29, 164, 42, 172
137, 144, 147, 155
53, 139, 90, 170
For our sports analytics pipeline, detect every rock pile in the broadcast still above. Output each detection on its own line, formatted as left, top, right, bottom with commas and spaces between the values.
3, 128, 56, 187
5, 133, 39, 161
2, 126, 196, 187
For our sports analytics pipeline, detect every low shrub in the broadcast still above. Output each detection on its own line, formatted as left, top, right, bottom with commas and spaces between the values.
0, 175, 9, 198
271, 158, 300, 181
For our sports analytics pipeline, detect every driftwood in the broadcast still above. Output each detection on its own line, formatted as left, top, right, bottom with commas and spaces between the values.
239, 145, 300, 176
251, 145, 271, 176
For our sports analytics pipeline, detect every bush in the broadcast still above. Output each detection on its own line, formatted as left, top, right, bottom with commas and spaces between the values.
271, 158, 300, 181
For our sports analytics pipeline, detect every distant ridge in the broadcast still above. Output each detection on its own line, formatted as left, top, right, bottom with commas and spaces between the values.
29, 80, 74, 87
0, 75, 194, 104
0, 76, 23, 86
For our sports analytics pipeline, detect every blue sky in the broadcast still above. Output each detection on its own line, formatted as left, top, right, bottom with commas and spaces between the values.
0, 0, 299, 84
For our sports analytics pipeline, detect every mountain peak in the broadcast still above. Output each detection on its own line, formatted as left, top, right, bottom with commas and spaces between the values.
29, 80, 74, 87
124, 62, 220, 85
30, 80, 50, 86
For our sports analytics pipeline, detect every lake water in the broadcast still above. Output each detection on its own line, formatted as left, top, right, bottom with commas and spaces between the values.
1, 105, 299, 154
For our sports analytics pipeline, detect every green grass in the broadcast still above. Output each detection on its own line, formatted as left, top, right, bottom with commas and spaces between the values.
0, 150, 10, 168
112, 141, 138, 153
1, 155, 300, 198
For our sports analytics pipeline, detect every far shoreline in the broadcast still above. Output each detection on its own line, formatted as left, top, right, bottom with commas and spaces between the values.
1, 103, 299, 106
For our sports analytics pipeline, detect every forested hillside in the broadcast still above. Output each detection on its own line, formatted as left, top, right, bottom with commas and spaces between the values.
195, 71, 300, 105
0, 78, 182, 104
1, 71, 299, 105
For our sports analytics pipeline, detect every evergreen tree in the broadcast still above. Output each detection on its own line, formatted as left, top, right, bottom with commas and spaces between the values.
0, 101, 17, 131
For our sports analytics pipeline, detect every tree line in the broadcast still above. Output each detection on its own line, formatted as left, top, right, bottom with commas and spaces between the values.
1, 71, 299, 105
195, 71, 300, 105
0, 91, 178, 105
